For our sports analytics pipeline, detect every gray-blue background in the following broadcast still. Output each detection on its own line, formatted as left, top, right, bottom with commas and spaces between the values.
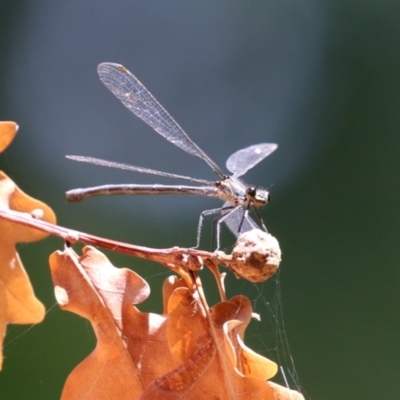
0, 2, 399, 399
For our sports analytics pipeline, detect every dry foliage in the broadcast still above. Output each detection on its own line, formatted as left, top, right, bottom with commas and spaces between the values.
0, 121, 304, 399
0, 121, 57, 370
50, 246, 303, 399
0, 122, 18, 152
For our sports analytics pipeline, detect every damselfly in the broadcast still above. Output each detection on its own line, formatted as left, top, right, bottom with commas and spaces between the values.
66, 63, 278, 249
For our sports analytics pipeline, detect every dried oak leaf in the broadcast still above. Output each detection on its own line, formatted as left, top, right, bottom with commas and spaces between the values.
0, 171, 56, 369
0, 121, 18, 152
50, 246, 304, 400
50, 246, 170, 399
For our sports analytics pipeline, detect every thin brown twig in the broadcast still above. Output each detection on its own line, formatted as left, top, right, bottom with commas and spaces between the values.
0, 205, 280, 289
0, 207, 229, 299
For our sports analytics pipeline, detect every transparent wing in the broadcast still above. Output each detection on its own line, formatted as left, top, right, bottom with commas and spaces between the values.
66, 155, 212, 184
222, 202, 258, 237
97, 63, 225, 177
226, 143, 278, 177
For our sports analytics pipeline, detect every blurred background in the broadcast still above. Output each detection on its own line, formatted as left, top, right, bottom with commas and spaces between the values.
0, 1, 399, 399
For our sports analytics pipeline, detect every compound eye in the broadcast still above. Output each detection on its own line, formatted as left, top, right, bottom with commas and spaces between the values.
246, 186, 257, 197
268, 193, 272, 202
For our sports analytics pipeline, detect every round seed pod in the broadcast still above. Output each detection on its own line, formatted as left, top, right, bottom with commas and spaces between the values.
229, 229, 281, 282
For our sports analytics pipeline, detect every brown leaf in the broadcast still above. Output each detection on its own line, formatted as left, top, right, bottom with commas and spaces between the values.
143, 289, 302, 399
50, 246, 160, 399
0, 121, 18, 152
0, 171, 56, 369
50, 246, 304, 400
211, 296, 278, 380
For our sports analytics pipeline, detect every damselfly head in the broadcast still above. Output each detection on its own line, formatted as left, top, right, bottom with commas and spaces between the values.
246, 187, 271, 207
